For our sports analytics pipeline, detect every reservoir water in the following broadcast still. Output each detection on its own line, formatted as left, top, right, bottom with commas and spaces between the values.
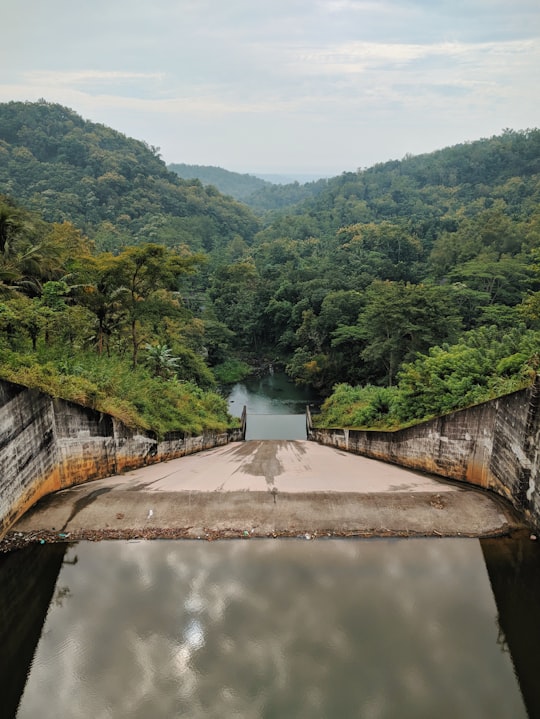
3, 536, 540, 719
2, 372, 539, 718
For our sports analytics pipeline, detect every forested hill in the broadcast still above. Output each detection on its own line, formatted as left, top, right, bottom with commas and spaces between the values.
171, 129, 540, 217
168, 162, 330, 213
303, 129, 540, 223
206, 127, 540, 417
0, 100, 260, 252
0, 100, 539, 431
168, 163, 272, 202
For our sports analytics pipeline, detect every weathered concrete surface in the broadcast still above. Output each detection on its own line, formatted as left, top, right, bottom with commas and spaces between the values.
68, 440, 459, 494
309, 377, 540, 531
2, 374, 534, 542
10, 440, 518, 542
0, 379, 244, 537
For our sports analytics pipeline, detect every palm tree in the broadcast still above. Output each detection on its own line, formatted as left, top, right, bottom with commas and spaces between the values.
144, 343, 180, 378
0, 201, 27, 294
0, 201, 25, 256
0, 199, 66, 296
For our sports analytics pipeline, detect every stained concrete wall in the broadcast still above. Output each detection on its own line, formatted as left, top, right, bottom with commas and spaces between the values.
0, 379, 245, 537
308, 377, 540, 529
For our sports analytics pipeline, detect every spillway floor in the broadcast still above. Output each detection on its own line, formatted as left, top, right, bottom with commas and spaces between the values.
9, 440, 520, 543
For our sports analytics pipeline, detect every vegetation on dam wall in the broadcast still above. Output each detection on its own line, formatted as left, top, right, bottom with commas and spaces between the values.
309, 378, 540, 530
0, 379, 244, 538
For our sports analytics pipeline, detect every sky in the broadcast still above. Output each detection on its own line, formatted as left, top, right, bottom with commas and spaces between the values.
1, 0, 539, 176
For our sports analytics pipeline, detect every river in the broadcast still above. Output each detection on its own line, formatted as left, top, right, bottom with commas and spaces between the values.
2, 373, 539, 718
226, 371, 321, 439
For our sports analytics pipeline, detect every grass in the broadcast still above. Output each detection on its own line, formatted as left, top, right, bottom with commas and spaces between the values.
0, 347, 236, 438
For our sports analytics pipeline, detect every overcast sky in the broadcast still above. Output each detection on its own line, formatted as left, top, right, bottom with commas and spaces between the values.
2, 0, 539, 176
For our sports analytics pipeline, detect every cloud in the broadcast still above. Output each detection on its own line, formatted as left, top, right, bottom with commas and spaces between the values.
0, 0, 538, 171
291, 37, 539, 74
1, 33, 536, 146
318, 0, 395, 13
24, 70, 165, 86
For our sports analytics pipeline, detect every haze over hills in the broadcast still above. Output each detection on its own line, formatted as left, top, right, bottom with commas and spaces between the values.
167, 163, 332, 199
168, 163, 273, 202
255, 173, 332, 185
1, 99, 540, 430
167, 162, 332, 210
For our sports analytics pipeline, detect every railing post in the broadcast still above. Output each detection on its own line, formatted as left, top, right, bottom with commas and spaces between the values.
241, 405, 247, 440
306, 404, 313, 439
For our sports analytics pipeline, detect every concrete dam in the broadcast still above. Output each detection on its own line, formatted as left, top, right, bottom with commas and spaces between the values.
1, 377, 539, 544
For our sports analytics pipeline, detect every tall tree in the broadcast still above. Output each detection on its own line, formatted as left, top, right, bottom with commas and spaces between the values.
335, 281, 462, 386
109, 244, 202, 368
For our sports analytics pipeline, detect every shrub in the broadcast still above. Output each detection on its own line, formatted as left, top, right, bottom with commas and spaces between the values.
213, 358, 251, 384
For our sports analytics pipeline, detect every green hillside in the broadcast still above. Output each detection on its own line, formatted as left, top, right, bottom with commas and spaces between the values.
300, 129, 540, 229
203, 129, 540, 421
1, 100, 539, 430
168, 163, 272, 202
0, 100, 260, 253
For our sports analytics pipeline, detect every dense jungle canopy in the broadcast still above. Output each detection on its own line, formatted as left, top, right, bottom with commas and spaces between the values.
0, 100, 539, 431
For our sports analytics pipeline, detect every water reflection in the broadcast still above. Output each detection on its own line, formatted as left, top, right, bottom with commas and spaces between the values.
9, 539, 526, 719
482, 532, 540, 719
0, 544, 66, 719
228, 372, 320, 416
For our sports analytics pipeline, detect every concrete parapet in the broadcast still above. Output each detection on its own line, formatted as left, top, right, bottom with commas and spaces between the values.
309, 377, 540, 530
0, 379, 243, 537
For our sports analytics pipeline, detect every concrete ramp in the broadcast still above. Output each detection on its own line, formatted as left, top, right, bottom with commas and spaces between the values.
7, 441, 519, 545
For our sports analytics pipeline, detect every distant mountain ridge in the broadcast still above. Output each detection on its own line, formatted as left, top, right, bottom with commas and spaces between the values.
2, 100, 539, 247
167, 163, 332, 198
168, 162, 332, 213
167, 163, 272, 201
255, 172, 331, 185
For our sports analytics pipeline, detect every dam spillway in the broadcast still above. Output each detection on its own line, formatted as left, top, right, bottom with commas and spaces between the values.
9, 439, 516, 543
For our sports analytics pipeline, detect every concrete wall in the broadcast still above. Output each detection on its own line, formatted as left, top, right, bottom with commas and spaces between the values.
308, 377, 540, 529
0, 379, 245, 537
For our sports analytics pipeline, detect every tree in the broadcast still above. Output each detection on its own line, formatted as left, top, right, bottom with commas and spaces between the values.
394, 325, 537, 420
0, 198, 37, 294
108, 244, 202, 368
74, 244, 202, 364
448, 255, 533, 306
340, 281, 462, 386
337, 222, 424, 281
144, 343, 180, 378
0, 202, 84, 298
208, 260, 265, 351
71, 253, 127, 356
520, 248, 540, 328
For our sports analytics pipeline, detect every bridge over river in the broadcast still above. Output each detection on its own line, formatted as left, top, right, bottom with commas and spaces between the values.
12, 438, 516, 541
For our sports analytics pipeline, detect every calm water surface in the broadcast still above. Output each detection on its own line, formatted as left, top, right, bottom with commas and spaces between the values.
227, 371, 321, 439
3, 537, 533, 719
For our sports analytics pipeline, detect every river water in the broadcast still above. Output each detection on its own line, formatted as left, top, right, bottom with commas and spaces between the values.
2, 373, 539, 718
226, 371, 321, 439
